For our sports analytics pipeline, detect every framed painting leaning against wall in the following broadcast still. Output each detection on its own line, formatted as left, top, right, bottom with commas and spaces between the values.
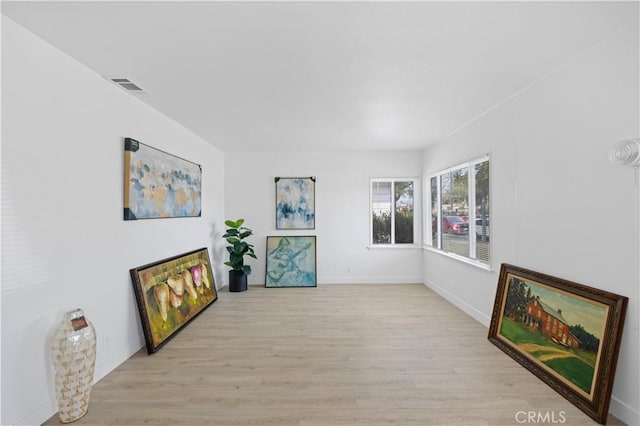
488, 263, 627, 424
130, 248, 217, 354
265, 236, 317, 288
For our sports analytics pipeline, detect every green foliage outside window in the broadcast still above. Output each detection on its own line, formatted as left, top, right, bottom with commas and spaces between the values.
371, 179, 415, 245
372, 211, 391, 244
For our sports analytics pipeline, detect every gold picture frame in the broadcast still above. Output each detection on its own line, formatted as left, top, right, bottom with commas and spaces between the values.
130, 248, 217, 354
488, 263, 627, 424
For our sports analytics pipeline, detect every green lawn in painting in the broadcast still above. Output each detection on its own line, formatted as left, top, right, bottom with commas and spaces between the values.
500, 317, 550, 346
500, 317, 595, 395
545, 357, 594, 394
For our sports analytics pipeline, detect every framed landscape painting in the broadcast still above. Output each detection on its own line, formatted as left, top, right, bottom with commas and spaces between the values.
275, 177, 315, 229
130, 248, 217, 354
265, 236, 317, 287
124, 137, 202, 220
488, 263, 627, 424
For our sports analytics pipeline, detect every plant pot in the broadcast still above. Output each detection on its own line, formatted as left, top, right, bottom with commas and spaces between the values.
229, 270, 248, 292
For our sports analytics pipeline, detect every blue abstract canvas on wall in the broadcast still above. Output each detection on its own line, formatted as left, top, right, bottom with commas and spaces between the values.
124, 138, 202, 220
265, 236, 317, 287
275, 177, 315, 229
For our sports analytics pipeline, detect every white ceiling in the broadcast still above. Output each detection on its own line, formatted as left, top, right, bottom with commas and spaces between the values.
2, 1, 638, 152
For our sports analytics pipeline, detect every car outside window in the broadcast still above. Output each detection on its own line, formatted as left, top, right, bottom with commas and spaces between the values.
425, 156, 489, 266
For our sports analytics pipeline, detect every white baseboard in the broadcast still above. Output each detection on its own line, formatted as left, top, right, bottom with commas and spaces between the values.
422, 279, 491, 327
243, 277, 423, 286
93, 336, 145, 383
319, 275, 424, 284
16, 398, 57, 426
423, 281, 639, 425
609, 396, 640, 426
23, 336, 145, 426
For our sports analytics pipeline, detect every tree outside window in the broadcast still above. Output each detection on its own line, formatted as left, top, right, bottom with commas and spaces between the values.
371, 179, 416, 245
426, 157, 490, 265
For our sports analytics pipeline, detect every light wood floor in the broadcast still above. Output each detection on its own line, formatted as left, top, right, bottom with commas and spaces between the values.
44, 284, 623, 425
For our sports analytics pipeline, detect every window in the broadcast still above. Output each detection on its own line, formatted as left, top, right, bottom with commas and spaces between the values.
371, 178, 417, 245
425, 156, 490, 265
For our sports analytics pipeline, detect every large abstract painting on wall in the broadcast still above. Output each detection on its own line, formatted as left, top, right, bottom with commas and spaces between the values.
124, 137, 202, 220
265, 236, 317, 287
275, 177, 315, 229
130, 248, 217, 354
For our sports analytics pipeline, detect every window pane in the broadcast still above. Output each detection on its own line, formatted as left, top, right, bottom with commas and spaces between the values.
429, 157, 490, 265
430, 176, 438, 246
440, 172, 451, 216
372, 181, 391, 244
394, 181, 414, 244
441, 168, 469, 257
440, 172, 450, 250
475, 161, 490, 262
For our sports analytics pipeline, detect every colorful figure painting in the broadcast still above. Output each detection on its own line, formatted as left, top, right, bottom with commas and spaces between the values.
275, 177, 315, 229
124, 137, 202, 220
130, 248, 217, 354
265, 236, 317, 287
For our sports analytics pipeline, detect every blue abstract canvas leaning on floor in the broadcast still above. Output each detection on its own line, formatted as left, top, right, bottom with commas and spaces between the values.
265, 236, 317, 287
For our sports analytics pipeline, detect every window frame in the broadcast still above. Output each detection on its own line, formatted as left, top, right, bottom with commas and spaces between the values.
424, 155, 490, 269
369, 177, 420, 248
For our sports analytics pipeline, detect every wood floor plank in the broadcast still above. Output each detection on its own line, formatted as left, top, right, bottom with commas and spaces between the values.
43, 284, 624, 425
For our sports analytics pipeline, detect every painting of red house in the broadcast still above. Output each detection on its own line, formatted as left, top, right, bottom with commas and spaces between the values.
523, 296, 581, 349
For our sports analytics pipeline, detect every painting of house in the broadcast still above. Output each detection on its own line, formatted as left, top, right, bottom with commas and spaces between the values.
3, 2, 638, 425
524, 296, 581, 349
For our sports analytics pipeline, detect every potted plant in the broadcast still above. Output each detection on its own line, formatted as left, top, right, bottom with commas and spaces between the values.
223, 218, 257, 292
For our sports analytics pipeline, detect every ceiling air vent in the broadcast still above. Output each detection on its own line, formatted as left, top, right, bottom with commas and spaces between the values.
107, 77, 146, 94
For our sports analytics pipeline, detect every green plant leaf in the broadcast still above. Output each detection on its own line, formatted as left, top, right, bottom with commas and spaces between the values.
229, 242, 248, 256
225, 237, 240, 245
224, 218, 256, 272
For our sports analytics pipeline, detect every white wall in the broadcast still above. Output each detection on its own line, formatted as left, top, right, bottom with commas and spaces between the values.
422, 22, 639, 425
1, 17, 225, 425
225, 150, 423, 285
3, 8, 638, 426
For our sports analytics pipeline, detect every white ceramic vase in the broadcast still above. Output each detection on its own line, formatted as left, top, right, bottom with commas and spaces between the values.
50, 308, 97, 423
